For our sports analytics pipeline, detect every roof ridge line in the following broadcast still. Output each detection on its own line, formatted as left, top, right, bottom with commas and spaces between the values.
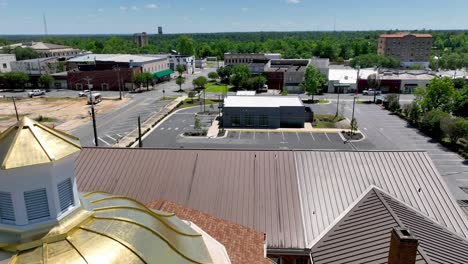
307, 185, 378, 249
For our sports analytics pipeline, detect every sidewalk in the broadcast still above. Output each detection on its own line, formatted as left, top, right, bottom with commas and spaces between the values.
226, 122, 355, 134
115, 96, 186, 147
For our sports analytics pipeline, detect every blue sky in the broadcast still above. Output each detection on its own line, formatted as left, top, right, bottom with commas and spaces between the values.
0, 0, 467, 34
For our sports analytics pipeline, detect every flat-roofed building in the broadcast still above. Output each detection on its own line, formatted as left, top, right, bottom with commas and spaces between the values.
224, 53, 280, 74
378, 33, 433, 68
223, 95, 306, 128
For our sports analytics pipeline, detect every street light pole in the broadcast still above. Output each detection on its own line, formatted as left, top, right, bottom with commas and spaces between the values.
351, 96, 357, 134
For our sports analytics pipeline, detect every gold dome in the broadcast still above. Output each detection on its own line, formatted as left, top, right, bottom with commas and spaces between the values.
0, 192, 214, 264
0, 117, 81, 170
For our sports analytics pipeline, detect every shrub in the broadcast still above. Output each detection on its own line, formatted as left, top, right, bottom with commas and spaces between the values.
420, 110, 450, 139
404, 101, 422, 124
385, 94, 400, 113
441, 117, 468, 144
281, 90, 288, 96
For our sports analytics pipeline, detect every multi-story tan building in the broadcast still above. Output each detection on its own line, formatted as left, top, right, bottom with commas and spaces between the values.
133, 32, 149, 47
378, 33, 432, 68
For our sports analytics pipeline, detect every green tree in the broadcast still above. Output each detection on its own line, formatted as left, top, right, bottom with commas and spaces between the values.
453, 85, 468, 117
38, 75, 54, 91
141, 72, 153, 91
177, 36, 195, 56
192, 76, 208, 90
217, 66, 232, 83
208, 72, 219, 82
420, 110, 450, 139
176, 76, 186, 92
420, 77, 456, 112
230, 65, 250, 88
176, 65, 186, 77
194, 116, 202, 130
132, 73, 144, 89
302, 65, 327, 102
3, 72, 29, 91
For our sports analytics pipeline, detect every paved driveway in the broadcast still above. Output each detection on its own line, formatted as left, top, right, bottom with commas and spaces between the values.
312, 101, 468, 200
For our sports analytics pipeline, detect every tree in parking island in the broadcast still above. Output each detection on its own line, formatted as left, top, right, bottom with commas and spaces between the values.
302, 65, 327, 102
176, 76, 186, 92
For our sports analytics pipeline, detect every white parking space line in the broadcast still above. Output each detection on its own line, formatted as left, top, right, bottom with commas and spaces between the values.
168, 128, 172, 130
310, 132, 315, 141
253, 132, 256, 140
160, 128, 165, 130
324, 133, 331, 141
238, 132, 242, 140
117, 134, 123, 137
282, 132, 285, 141
296, 132, 301, 141
175, 128, 179, 130
98, 137, 111, 146
268, 132, 270, 140
107, 135, 116, 141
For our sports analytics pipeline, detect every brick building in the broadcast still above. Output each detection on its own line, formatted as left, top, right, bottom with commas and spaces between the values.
378, 33, 433, 68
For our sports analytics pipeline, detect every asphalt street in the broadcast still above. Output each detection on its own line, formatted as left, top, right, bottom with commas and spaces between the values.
69, 67, 213, 146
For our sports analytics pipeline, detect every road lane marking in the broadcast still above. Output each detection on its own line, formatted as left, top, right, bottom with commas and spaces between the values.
98, 137, 111, 146
160, 127, 165, 130
107, 135, 117, 141
310, 132, 315, 141
168, 128, 172, 130
324, 133, 331, 141
175, 127, 179, 130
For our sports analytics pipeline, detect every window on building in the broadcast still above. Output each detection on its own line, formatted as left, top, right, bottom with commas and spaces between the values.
24, 188, 50, 221
76, 83, 83, 90
231, 116, 240, 127
58, 178, 75, 213
0, 191, 15, 223
259, 115, 268, 127
2, 63, 6, 69
245, 114, 255, 127
101, 83, 109, 91
295, 258, 309, 264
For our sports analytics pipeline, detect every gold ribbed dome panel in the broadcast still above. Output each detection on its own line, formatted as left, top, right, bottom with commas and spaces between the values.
0, 117, 81, 170
0, 192, 214, 264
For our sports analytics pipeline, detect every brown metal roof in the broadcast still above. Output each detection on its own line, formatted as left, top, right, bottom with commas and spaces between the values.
75, 148, 468, 252
295, 151, 468, 246
76, 148, 305, 249
311, 187, 468, 264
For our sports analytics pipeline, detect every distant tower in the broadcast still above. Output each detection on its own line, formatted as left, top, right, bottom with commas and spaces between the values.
133, 32, 149, 47
158, 26, 163, 35
43, 12, 48, 36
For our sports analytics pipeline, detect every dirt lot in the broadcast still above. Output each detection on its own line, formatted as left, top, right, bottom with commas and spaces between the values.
0, 97, 128, 133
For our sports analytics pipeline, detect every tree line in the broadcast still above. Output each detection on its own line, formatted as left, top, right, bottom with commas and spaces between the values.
1, 30, 468, 69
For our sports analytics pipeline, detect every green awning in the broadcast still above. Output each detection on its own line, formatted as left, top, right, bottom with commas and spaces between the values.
153, 69, 174, 78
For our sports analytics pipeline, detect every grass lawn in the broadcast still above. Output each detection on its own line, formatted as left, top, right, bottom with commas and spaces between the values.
178, 98, 219, 109
205, 82, 229, 93
313, 114, 345, 128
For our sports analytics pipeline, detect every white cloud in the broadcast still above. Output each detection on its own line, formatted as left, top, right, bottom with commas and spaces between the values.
97, 8, 104, 12
286, 0, 301, 4
130, 6, 140, 11
145, 4, 159, 9
119, 6, 128, 11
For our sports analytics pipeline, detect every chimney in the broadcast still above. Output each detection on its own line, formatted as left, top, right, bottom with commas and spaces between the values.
388, 227, 418, 264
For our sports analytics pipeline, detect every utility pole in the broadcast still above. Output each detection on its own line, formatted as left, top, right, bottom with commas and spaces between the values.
203, 88, 206, 112
12, 97, 19, 121
138, 115, 143, 148
85, 77, 99, 147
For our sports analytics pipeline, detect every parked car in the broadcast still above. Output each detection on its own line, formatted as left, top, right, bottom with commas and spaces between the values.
363, 89, 381, 95
258, 84, 268, 93
28, 89, 46, 98
78, 90, 90, 97
87, 93, 102, 105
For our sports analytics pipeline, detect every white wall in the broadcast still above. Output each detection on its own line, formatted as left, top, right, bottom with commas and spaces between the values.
0, 54, 16, 73
141, 58, 170, 73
